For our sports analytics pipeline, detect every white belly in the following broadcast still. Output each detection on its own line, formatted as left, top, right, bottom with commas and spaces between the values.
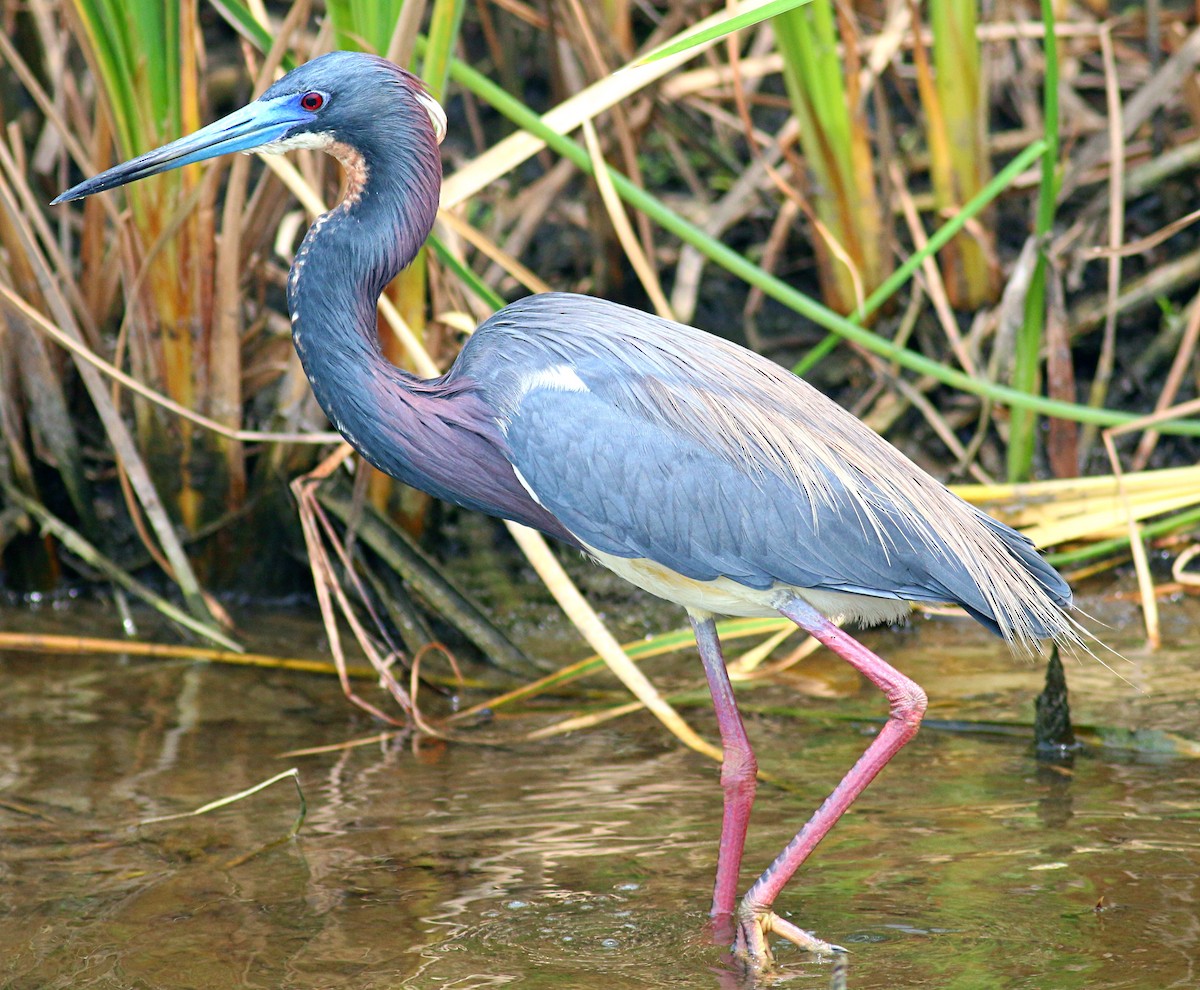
584, 546, 912, 627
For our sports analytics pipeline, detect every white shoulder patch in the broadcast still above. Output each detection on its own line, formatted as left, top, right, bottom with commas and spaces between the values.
518, 365, 589, 398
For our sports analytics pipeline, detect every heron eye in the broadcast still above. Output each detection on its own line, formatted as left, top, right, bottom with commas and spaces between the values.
300, 91, 325, 112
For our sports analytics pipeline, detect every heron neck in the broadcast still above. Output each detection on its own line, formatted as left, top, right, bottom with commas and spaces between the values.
286, 136, 442, 445
282, 136, 583, 545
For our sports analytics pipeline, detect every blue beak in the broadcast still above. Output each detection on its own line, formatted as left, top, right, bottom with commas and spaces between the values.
52, 95, 315, 204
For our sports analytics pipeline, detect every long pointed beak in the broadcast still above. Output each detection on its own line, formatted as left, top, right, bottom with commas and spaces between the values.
52, 95, 314, 204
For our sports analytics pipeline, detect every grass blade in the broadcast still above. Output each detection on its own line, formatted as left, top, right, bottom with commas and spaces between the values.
1008, 0, 1062, 480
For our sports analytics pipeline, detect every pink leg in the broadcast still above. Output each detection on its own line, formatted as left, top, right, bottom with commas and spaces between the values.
689, 611, 758, 922
736, 594, 927, 967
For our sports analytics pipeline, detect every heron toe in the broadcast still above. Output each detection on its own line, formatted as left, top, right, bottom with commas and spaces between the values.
733, 903, 846, 970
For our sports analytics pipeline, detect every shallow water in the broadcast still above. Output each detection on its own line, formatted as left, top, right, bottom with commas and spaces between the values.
1, 588, 1198, 989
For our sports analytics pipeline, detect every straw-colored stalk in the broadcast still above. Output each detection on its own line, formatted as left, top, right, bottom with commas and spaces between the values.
773, 0, 891, 315
69, 0, 240, 537
918, 0, 999, 308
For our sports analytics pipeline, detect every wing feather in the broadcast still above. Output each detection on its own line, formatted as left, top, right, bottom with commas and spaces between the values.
458, 293, 1074, 647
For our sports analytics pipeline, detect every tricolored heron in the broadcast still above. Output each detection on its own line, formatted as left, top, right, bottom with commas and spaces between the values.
55, 52, 1079, 967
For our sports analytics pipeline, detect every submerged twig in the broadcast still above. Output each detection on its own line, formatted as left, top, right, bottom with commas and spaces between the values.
138, 768, 306, 830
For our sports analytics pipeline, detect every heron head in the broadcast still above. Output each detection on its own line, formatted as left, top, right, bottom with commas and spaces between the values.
53, 51, 446, 205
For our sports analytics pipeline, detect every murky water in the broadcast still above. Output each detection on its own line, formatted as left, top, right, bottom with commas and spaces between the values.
1, 587, 1198, 989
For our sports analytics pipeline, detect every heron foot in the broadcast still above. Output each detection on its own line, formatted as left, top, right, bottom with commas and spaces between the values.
732, 904, 846, 970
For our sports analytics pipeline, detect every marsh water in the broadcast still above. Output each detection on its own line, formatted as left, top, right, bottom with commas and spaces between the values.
1, 583, 1198, 990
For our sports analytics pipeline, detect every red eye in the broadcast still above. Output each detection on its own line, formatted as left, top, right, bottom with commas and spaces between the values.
300, 91, 325, 111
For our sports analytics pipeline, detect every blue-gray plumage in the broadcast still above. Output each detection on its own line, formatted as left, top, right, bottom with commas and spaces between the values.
458, 294, 1070, 639
55, 51, 1081, 969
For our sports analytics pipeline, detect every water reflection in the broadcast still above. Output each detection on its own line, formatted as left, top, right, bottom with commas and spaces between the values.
0, 594, 1197, 988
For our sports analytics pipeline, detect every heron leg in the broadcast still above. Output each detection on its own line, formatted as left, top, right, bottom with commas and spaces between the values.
688, 610, 758, 925
735, 594, 927, 968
